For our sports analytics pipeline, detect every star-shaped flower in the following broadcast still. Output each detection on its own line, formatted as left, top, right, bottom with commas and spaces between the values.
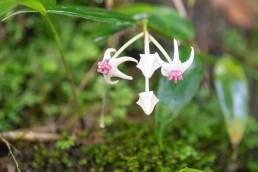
157, 39, 194, 82
137, 52, 161, 79
97, 48, 138, 84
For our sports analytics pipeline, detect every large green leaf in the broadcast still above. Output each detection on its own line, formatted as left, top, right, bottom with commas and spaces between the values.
0, 0, 18, 17
88, 22, 132, 41
81, 3, 195, 40
2, 3, 193, 40
1, 4, 135, 24
46, 5, 134, 23
118, 4, 194, 41
0, 0, 46, 18
155, 48, 204, 146
214, 58, 248, 147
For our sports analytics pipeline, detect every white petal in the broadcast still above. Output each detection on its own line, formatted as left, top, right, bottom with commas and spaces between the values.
137, 53, 161, 78
173, 39, 180, 62
156, 55, 171, 77
136, 91, 159, 115
103, 48, 116, 60
104, 75, 119, 85
112, 56, 138, 66
103, 56, 136, 84
181, 47, 194, 72
110, 68, 133, 80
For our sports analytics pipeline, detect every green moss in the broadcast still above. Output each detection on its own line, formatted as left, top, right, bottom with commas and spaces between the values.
13, 93, 258, 172
20, 122, 214, 172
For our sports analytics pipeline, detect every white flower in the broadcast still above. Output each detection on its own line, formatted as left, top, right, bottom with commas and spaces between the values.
97, 48, 137, 84
157, 39, 194, 82
136, 52, 161, 78
136, 91, 159, 115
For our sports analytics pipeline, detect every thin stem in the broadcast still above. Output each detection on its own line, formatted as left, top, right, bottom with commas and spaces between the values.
143, 21, 150, 92
144, 33, 150, 54
43, 15, 79, 110
112, 32, 144, 58
145, 77, 149, 91
144, 31, 150, 54
148, 35, 172, 63
142, 19, 148, 32
142, 19, 150, 54
100, 82, 107, 128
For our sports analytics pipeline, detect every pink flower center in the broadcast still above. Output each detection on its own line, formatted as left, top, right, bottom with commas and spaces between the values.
168, 70, 183, 81
97, 60, 112, 75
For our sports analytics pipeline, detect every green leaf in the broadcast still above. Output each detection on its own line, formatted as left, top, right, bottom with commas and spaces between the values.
155, 48, 204, 146
2, 4, 134, 23
89, 22, 132, 41
178, 168, 205, 172
214, 57, 248, 146
19, 0, 46, 15
0, 0, 18, 17
118, 4, 194, 41
46, 5, 134, 23
2, 3, 193, 40
41, 0, 56, 7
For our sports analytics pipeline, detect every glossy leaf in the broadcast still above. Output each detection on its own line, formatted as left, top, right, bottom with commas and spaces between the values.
0, 0, 18, 17
2, 3, 193, 40
89, 22, 132, 41
214, 58, 248, 147
46, 5, 134, 23
118, 4, 194, 41
155, 48, 204, 146
1, 4, 135, 24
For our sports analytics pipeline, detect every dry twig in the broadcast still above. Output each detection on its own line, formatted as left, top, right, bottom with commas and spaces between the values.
0, 131, 59, 142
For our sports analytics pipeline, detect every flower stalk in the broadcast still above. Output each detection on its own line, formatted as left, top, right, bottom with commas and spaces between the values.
136, 20, 160, 115
144, 22, 150, 92
112, 32, 144, 58
148, 34, 172, 63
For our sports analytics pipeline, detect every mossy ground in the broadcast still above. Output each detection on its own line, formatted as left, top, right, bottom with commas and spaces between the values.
9, 107, 258, 172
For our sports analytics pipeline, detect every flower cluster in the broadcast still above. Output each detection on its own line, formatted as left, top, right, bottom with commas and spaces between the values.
97, 29, 194, 115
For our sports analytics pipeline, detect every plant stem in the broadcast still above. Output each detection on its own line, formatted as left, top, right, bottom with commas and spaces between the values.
100, 81, 107, 128
145, 78, 149, 91
43, 15, 79, 111
142, 20, 150, 92
156, 131, 164, 150
142, 19, 148, 33
143, 20, 150, 54
148, 35, 172, 63
112, 32, 144, 58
